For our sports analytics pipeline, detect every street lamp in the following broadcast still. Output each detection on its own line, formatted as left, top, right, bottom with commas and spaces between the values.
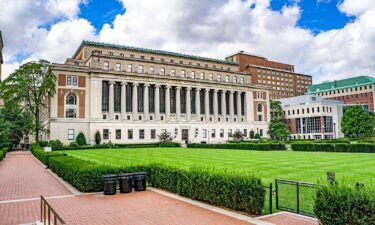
333, 123, 336, 139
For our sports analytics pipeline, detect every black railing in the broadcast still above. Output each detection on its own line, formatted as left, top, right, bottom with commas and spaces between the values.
40, 195, 66, 225
263, 182, 274, 214
275, 179, 319, 217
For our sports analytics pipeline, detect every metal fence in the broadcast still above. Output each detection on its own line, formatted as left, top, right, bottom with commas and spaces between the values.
41, 195, 66, 225
263, 182, 274, 214
275, 179, 319, 217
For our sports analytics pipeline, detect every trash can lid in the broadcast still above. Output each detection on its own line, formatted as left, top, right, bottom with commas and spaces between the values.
118, 173, 133, 177
103, 174, 117, 178
133, 172, 147, 177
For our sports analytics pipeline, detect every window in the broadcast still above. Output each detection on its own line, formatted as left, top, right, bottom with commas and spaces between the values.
191, 71, 195, 79
258, 115, 263, 121
115, 63, 121, 71
203, 129, 207, 138
160, 68, 165, 75
240, 77, 244, 84
139, 129, 145, 139
225, 75, 229, 82
257, 104, 263, 112
149, 66, 155, 75
233, 76, 237, 83
209, 73, 213, 81
200, 72, 205, 80
181, 70, 186, 78
68, 129, 74, 140
171, 69, 176, 76
211, 129, 216, 138
67, 76, 78, 86
138, 65, 144, 73
220, 129, 224, 138
65, 93, 77, 118
228, 129, 233, 137
103, 61, 109, 70
217, 74, 222, 81
151, 129, 156, 139
127, 64, 132, 72
103, 129, 109, 140
116, 129, 121, 139
128, 129, 133, 139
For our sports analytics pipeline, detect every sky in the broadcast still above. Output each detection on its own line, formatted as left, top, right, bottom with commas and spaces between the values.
0, 0, 374, 83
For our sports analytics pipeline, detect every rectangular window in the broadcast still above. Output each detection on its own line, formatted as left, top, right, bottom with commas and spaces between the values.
138, 65, 144, 73
220, 129, 224, 138
151, 129, 156, 139
139, 129, 145, 139
191, 71, 195, 79
171, 69, 176, 76
72, 76, 77, 86
128, 129, 133, 139
115, 63, 121, 71
211, 129, 215, 138
137, 85, 144, 113
149, 66, 154, 75
228, 129, 233, 138
209, 73, 213, 81
68, 129, 74, 140
181, 70, 186, 78
67, 76, 72, 85
103, 61, 109, 70
160, 68, 165, 75
114, 82, 121, 112
127, 64, 132, 72
203, 129, 207, 138
103, 129, 109, 140
200, 72, 205, 80
102, 81, 109, 112
217, 74, 221, 81
116, 129, 121, 140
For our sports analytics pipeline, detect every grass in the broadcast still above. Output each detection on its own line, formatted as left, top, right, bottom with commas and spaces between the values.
64, 147, 375, 185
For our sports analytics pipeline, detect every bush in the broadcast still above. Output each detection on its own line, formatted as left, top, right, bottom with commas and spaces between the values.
48, 156, 265, 214
315, 184, 375, 225
158, 142, 180, 147
69, 141, 79, 148
38, 141, 49, 147
30, 144, 65, 166
187, 143, 286, 151
49, 139, 63, 148
0, 150, 4, 161
115, 143, 159, 148
76, 132, 87, 146
95, 130, 101, 145
0, 147, 9, 160
292, 143, 375, 153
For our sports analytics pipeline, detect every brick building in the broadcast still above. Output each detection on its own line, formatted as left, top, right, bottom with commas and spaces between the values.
226, 51, 312, 99
280, 95, 344, 140
308, 76, 375, 112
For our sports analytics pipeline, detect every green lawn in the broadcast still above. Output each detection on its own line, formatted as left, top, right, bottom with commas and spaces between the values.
65, 148, 375, 185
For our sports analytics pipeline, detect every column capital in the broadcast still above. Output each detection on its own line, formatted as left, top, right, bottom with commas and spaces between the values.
165, 85, 171, 89
229, 90, 235, 94
195, 87, 201, 91
186, 86, 192, 91
155, 84, 161, 88
213, 89, 219, 93
175, 86, 182, 90
109, 81, 115, 85
205, 88, 210, 93
132, 83, 139, 87
121, 82, 127, 86
144, 83, 150, 87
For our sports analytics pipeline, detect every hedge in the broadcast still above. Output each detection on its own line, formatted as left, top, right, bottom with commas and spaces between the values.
48, 155, 265, 214
30, 144, 65, 166
315, 184, 375, 225
291, 143, 375, 153
0, 147, 9, 161
187, 143, 286, 151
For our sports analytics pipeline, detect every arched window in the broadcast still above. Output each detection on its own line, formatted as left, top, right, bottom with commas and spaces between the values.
257, 104, 263, 112
65, 93, 77, 118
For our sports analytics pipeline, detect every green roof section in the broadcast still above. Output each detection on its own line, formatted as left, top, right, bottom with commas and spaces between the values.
308, 76, 375, 93
73, 40, 239, 66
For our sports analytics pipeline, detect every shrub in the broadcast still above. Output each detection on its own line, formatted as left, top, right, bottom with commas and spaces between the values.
49, 139, 63, 148
158, 142, 180, 147
158, 131, 173, 143
76, 132, 87, 146
249, 130, 255, 139
69, 141, 79, 148
115, 143, 159, 148
0, 150, 4, 161
292, 143, 375, 153
232, 130, 244, 141
0, 147, 9, 160
30, 144, 65, 166
254, 133, 260, 139
187, 143, 286, 151
95, 130, 101, 145
315, 184, 375, 225
48, 156, 265, 215
38, 141, 49, 147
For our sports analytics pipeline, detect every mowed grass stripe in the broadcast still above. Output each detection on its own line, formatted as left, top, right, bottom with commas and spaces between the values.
65, 148, 375, 185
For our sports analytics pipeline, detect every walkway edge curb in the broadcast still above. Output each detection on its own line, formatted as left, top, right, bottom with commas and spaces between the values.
149, 187, 276, 225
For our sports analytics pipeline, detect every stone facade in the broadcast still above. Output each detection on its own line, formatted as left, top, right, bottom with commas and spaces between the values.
44, 41, 271, 144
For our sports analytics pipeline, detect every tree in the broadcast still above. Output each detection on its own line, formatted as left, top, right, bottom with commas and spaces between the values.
232, 130, 244, 141
95, 131, 101, 145
1, 60, 56, 142
268, 100, 290, 140
341, 106, 375, 137
76, 132, 87, 146
249, 130, 255, 139
158, 131, 173, 143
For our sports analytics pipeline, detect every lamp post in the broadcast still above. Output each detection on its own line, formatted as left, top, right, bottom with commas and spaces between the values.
322, 125, 325, 139
333, 122, 336, 139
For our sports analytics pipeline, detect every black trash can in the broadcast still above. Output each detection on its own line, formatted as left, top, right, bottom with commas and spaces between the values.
119, 173, 133, 193
103, 174, 117, 195
133, 172, 147, 191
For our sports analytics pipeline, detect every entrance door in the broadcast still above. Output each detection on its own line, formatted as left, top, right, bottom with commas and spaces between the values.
181, 129, 189, 144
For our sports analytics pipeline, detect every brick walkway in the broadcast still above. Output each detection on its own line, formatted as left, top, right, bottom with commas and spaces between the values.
258, 212, 319, 225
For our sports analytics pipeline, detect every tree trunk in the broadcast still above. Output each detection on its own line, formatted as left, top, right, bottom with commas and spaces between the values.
35, 109, 40, 142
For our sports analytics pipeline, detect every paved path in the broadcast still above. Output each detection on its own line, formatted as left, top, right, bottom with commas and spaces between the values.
258, 212, 319, 225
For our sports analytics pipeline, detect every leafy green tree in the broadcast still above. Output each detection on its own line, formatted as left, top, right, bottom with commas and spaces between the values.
249, 130, 255, 139
254, 133, 261, 139
76, 132, 87, 146
268, 100, 290, 140
341, 106, 375, 137
232, 130, 244, 141
1, 60, 56, 142
95, 130, 101, 145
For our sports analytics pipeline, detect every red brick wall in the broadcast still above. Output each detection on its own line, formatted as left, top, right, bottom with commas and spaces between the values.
328, 92, 374, 111
57, 88, 86, 119
234, 54, 294, 72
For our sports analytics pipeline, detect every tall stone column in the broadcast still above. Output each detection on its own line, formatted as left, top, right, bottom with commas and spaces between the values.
176, 86, 181, 121
109, 81, 114, 120
229, 90, 234, 122
213, 89, 218, 121
132, 83, 138, 121
155, 85, 160, 121
195, 88, 200, 120
237, 92, 242, 122
221, 90, 226, 121
144, 84, 149, 121
186, 87, 191, 121
165, 85, 171, 121
121, 82, 127, 120
205, 89, 210, 121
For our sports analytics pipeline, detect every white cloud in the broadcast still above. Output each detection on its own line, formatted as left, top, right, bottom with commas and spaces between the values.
1, 0, 374, 83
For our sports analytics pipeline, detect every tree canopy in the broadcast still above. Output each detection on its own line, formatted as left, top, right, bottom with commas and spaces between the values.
341, 106, 375, 137
268, 100, 290, 140
1, 60, 56, 142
